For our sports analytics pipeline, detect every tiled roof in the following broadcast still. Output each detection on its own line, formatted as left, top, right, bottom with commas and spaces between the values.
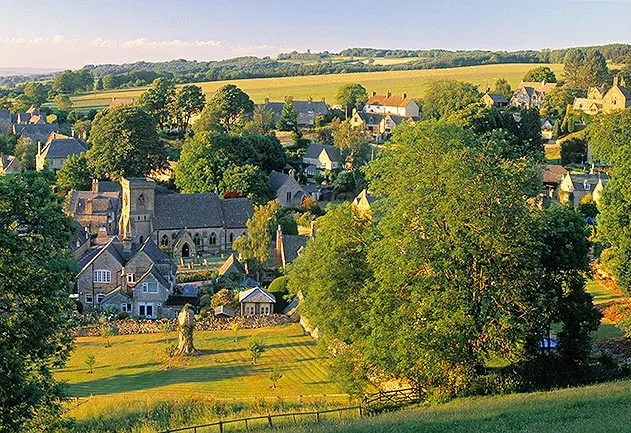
543, 165, 569, 184
14, 123, 58, 141
138, 237, 175, 268
366, 94, 414, 108
0, 109, 10, 119
68, 190, 120, 215
1, 154, 20, 172
92, 180, 121, 193
485, 93, 509, 104
303, 143, 341, 161
356, 112, 384, 124
222, 198, 253, 228
280, 234, 308, 264
76, 237, 125, 272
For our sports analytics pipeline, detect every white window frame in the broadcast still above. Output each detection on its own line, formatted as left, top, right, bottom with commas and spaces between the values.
138, 302, 155, 319
96, 294, 105, 305
127, 273, 135, 284
84, 293, 93, 304
93, 269, 111, 283
142, 282, 159, 293
121, 303, 132, 313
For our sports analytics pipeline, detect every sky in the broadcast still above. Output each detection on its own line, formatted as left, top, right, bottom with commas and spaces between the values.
1, 0, 630, 70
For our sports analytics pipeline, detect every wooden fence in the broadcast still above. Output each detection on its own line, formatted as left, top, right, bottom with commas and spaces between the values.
160, 387, 424, 433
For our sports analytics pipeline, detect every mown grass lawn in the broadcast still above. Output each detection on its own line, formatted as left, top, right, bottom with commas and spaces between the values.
277, 379, 631, 433
586, 279, 626, 340
56, 324, 341, 422
70, 63, 563, 110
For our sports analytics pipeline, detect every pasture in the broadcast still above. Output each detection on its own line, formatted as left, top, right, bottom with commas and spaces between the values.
56, 324, 341, 426
275, 379, 631, 433
70, 63, 564, 110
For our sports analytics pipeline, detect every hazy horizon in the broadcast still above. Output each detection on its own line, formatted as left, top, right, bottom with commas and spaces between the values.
1, 0, 630, 70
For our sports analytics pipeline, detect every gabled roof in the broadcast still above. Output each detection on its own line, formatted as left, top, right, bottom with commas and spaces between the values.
356, 112, 384, 124
262, 100, 328, 116
240, 276, 260, 288
13, 123, 58, 140
303, 143, 341, 161
518, 81, 557, 94
137, 237, 174, 267
134, 263, 171, 290
280, 234, 308, 264
269, 170, 290, 191
76, 237, 125, 273
239, 287, 276, 304
543, 165, 569, 184
1, 154, 21, 173
0, 109, 11, 119
67, 190, 120, 216
40, 135, 87, 159
218, 253, 245, 276
92, 180, 121, 194
366, 94, 415, 108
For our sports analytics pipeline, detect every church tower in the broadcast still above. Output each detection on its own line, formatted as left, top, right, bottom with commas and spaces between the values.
120, 178, 156, 245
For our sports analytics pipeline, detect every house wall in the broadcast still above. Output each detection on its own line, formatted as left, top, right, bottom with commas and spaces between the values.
77, 251, 123, 308
275, 178, 305, 207
241, 301, 274, 315
131, 273, 171, 318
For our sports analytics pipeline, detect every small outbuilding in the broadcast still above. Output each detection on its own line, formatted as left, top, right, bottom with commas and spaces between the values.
239, 287, 276, 316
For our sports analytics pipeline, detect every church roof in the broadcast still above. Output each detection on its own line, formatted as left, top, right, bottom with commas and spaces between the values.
222, 198, 254, 228
154, 193, 224, 229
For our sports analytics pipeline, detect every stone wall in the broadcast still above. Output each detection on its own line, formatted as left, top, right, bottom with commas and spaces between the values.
72, 314, 296, 337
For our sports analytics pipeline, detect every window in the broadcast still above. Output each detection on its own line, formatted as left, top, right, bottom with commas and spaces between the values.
194, 233, 201, 246
286, 191, 292, 202
127, 273, 135, 284
138, 302, 154, 318
121, 303, 132, 312
161, 234, 169, 247
229, 233, 234, 243
209, 232, 217, 245
84, 294, 93, 304
142, 282, 159, 293
96, 294, 105, 304
93, 270, 111, 283
137, 193, 146, 210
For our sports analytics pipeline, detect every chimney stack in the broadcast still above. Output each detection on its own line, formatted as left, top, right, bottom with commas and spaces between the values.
387, 90, 392, 98
613, 76, 619, 87
402, 92, 407, 99
264, 97, 270, 104
372, 91, 377, 97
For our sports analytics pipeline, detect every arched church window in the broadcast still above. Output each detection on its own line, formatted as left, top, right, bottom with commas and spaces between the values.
136, 193, 146, 210
161, 234, 169, 247
229, 233, 234, 243
209, 232, 217, 245
194, 233, 201, 246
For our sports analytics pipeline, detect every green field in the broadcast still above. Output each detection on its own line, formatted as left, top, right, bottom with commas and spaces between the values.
586, 279, 626, 340
275, 379, 631, 433
70, 63, 563, 110
56, 324, 341, 423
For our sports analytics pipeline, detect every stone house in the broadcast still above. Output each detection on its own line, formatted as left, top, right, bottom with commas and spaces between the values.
573, 77, 631, 115
481, 93, 509, 109
36, 132, 87, 171
13, 123, 59, 145
269, 170, 307, 206
364, 91, 420, 118
352, 189, 377, 215
510, 81, 557, 110
239, 287, 276, 315
67, 180, 121, 236
262, 98, 329, 126
302, 143, 341, 171
76, 237, 177, 318
350, 110, 414, 142
558, 173, 608, 207
274, 225, 308, 270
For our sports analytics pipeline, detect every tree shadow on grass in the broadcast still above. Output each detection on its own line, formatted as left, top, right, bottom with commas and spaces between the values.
66, 363, 257, 396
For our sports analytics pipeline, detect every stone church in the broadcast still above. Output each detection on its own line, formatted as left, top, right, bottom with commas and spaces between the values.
118, 178, 254, 258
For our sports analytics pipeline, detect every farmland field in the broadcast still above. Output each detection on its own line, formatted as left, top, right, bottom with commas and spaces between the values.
70, 63, 563, 110
56, 324, 342, 425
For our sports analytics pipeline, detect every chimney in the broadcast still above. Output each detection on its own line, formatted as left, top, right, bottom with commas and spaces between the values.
85, 198, 93, 214
372, 91, 377, 97
402, 92, 407, 99
264, 97, 270, 104
37, 140, 42, 155
613, 76, 619, 87
387, 90, 392, 98
307, 96, 312, 103
92, 179, 98, 193
321, 97, 326, 104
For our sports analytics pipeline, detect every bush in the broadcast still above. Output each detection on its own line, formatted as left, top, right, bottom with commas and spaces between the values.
116, 311, 129, 320
177, 269, 217, 283
268, 276, 291, 313
560, 137, 586, 165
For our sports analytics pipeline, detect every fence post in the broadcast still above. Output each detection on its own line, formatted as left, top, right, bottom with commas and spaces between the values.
316, 412, 320, 423
245, 418, 249, 430
293, 414, 297, 423
268, 414, 273, 428
194, 427, 197, 433
218, 420, 223, 433
359, 405, 363, 418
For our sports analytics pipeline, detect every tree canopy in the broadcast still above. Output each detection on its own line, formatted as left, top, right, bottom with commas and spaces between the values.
0, 173, 77, 432
87, 105, 167, 180
336, 84, 369, 117
138, 77, 176, 129
194, 84, 254, 133
422, 80, 482, 120
522, 66, 557, 83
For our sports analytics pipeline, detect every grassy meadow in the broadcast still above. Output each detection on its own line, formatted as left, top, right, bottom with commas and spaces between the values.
586, 278, 626, 340
56, 324, 343, 428
70, 63, 564, 110
275, 379, 631, 433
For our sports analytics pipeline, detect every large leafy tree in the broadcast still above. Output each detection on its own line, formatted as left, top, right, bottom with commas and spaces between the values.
423, 80, 482, 120
577, 49, 608, 90
219, 164, 270, 204
544, 86, 585, 117
22, 82, 48, 108
588, 109, 631, 294
336, 83, 368, 118
56, 153, 93, 192
492, 78, 512, 98
194, 84, 254, 133
87, 105, 167, 180
171, 84, 205, 132
234, 200, 279, 275
522, 66, 557, 83
138, 77, 176, 129
0, 172, 76, 432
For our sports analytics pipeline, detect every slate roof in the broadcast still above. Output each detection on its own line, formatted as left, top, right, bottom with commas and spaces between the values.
217, 253, 245, 276
214, 305, 235, 317
0, 109, 9, 120
303, 143, 341, 161
68, 190, 120, 216
154, 193, 224, 229
485, 93, 509, 104
519, 81, 557, 94
239, 287, 276, 303
138, 237, 175, 267
92, 180, 121, 194
280, 234, 308, 264
269, 170, 290, 191
41, 136, 87, 159
134, 264, 171, 291
356, 112, 384, 124
1, 154, 21, 173
222, 198, 253, 228
165, 294, 198, 307
240, 277, 260, 288
262, 100, 328, 117
76, 237, 125, 272
13, 123, 58, 141
543, 165, 569, 184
